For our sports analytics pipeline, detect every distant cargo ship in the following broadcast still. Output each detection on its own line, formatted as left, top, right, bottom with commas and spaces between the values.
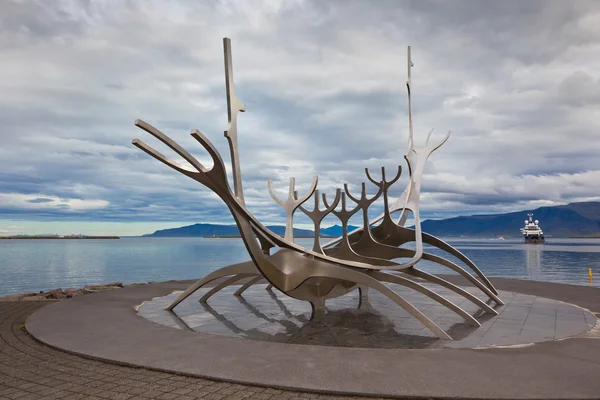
521, 213, 545, 244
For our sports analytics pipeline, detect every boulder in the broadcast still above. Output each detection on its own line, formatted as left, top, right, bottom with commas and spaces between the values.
83, 282, 123, 294
63, 288, 84, 297
43, 289, 66, 300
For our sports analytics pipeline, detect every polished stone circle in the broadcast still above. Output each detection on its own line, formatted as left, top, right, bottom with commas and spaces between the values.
138, 283, 596, 349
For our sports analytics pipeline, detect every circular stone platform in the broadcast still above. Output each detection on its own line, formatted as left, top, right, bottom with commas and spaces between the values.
138, 283, 596, 349
26, 277, 600, 399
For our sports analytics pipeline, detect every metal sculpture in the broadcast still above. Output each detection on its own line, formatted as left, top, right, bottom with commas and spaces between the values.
132, 38, 503, 340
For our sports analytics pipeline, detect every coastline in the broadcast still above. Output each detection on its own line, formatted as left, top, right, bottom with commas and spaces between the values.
0, 236, 120, 239
0, 281, 136, 301
154, 235, 333, 239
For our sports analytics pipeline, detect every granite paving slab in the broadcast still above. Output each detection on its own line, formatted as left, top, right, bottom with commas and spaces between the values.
26, 277, 600, 399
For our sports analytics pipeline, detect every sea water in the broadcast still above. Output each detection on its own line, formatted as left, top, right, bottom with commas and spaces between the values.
1, 237, 599, 296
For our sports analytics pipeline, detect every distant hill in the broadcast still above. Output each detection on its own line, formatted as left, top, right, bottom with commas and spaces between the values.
263, 225, 315, 237
420, 201, 600, 237
146, 223, 315, 238
318, 224, 359, 237
144, 223, 361, 238
143, 202, 600, 238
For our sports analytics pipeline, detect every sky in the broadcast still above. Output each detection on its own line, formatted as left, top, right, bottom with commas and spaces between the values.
1, 0, 600, 236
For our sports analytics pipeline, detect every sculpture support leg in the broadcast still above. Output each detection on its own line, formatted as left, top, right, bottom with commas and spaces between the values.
166, 261, 257, 311
370, 271, 480, 327
422, 253, 504, 305
422, 232, 499, 295
310, 298, 326, 320
234, 276, 265, 296
200, 273, 257, 302
358, 285, 369, 309
401, 268, 498, 315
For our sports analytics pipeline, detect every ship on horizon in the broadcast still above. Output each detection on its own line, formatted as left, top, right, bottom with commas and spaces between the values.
521, 213, 545, 244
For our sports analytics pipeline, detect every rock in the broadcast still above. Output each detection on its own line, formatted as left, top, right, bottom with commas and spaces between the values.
82, 282, 123, 294
44, 289, 66, 300
64, 288, 84, 297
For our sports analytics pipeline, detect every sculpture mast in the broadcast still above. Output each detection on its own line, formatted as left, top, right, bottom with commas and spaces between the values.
223, 38, 247, 204
396, 46, 414, 226
406, 45, 414, 162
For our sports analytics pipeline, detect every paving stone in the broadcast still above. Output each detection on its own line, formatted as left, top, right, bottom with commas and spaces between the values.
0, 302, 378, 400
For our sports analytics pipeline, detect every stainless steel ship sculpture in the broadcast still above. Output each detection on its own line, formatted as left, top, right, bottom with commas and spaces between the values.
132, 38, 503, 340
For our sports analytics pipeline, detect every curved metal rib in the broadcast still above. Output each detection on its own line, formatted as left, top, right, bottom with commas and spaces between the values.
166, 261, 258, 311
400, 268, 498, 315
369, 271, 480, 326
341, 220, 500, 297
200, 273, 257, 302
347, 235, 502, 305
421, 232, 499, 295
234, 276, 265, 296
368, 224, 500, 297
421, 252, 503, 305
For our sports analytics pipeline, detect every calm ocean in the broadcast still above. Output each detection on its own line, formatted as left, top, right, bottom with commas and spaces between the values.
1, 237, 599, 296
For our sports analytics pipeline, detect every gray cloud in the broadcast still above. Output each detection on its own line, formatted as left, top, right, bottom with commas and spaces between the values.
1, 0, 600, 231
27, 198, 54, 203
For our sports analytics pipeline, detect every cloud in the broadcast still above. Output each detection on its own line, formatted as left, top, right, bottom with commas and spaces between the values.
0, 193, 109, 213
27, 198, 54, 203
1, 0, 600, 232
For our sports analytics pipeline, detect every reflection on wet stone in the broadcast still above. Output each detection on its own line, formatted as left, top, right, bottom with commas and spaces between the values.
138, 283, 597, 350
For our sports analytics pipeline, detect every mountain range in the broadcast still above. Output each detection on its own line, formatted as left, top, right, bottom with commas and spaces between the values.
144, 224, 358, 238
420, 201, 600, 237
143, 201, 600, 238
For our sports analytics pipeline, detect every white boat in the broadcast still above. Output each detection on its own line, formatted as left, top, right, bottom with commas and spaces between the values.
521, 213, 545, 244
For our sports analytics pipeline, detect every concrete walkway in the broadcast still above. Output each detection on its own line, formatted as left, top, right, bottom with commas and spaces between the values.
24, 278, 600, 399
0, 301, 383, 400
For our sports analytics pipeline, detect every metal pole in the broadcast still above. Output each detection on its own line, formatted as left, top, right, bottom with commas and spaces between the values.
397, 46, 415, 226
223, 38, 247, 205
406, 45, 414, 153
